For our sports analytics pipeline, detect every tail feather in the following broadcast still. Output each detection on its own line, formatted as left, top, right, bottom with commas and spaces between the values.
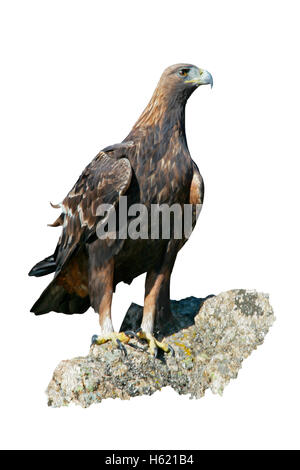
28, 254, 57, 277
30, 280, 90, 315
29, 247, 90, 315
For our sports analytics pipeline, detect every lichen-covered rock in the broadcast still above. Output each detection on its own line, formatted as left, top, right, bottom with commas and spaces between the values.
46, 290, 275, 407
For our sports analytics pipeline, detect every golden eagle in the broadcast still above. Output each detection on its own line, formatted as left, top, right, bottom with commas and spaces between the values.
29, 64, 213, 356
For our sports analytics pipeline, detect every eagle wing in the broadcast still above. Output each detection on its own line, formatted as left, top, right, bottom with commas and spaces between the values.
52, 143, 133, 274
190, 160, 204, 214
189, 160, 204, 236
178, 160, 204, 249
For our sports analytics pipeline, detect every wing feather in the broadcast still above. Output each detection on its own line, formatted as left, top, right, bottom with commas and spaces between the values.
53, 147, 132, 274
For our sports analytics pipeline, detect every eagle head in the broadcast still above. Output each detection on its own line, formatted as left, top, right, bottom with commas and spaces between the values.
158, 63, 213, 102
132, 63, 213, 129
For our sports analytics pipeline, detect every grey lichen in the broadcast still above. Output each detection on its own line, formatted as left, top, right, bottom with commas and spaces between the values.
46, 289, 275, 407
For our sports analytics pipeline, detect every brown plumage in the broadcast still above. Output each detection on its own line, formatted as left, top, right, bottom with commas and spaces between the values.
29, 63, 212, 354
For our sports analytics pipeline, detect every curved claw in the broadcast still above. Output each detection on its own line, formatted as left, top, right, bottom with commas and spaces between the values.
153, 343, 174, 358
116, 339, 127, 357
91, 334, 98, 347
124, 330, 139, 340
168, 344, 175, 357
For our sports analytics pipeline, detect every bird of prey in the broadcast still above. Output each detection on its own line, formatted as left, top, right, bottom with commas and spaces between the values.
29, 64, 213, 356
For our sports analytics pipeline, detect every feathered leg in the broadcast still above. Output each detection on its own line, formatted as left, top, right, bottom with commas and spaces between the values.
138, 242, 178, 356
89, 258, 135, 355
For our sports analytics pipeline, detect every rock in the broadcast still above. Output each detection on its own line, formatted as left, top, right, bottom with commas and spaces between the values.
46, 289, 275, 407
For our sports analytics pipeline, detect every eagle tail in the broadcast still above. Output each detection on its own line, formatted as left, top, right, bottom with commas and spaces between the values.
28, 253, 57, 277
30, 279, 90, 315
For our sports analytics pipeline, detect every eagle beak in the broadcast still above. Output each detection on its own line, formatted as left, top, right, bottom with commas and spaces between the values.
197, 69, 213, 88
186, 69, 213, 88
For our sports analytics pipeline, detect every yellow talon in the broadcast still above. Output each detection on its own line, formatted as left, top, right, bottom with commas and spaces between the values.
137, 330, 173, 357
91, 332, 131, 356
93, 332, 130, 346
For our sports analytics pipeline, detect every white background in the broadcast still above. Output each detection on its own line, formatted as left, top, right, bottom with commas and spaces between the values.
0, 0, 299, 450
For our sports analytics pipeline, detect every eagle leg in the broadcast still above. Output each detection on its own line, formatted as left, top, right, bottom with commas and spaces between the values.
89, 259, 135, 356
138, 252, 177, 356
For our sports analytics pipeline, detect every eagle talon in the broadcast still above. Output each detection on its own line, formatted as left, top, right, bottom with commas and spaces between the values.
90, 332, 131, 353
136, 330, 173, 357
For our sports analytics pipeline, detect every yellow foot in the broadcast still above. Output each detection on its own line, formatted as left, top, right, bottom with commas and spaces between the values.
91, 331, 137, 356
137, 330, 175, 357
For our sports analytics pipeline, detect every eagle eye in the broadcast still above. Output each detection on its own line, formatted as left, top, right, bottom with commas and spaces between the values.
178, 69, 189, 78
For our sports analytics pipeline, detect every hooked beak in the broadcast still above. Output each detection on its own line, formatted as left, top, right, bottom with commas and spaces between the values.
186, 68, 213, 88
